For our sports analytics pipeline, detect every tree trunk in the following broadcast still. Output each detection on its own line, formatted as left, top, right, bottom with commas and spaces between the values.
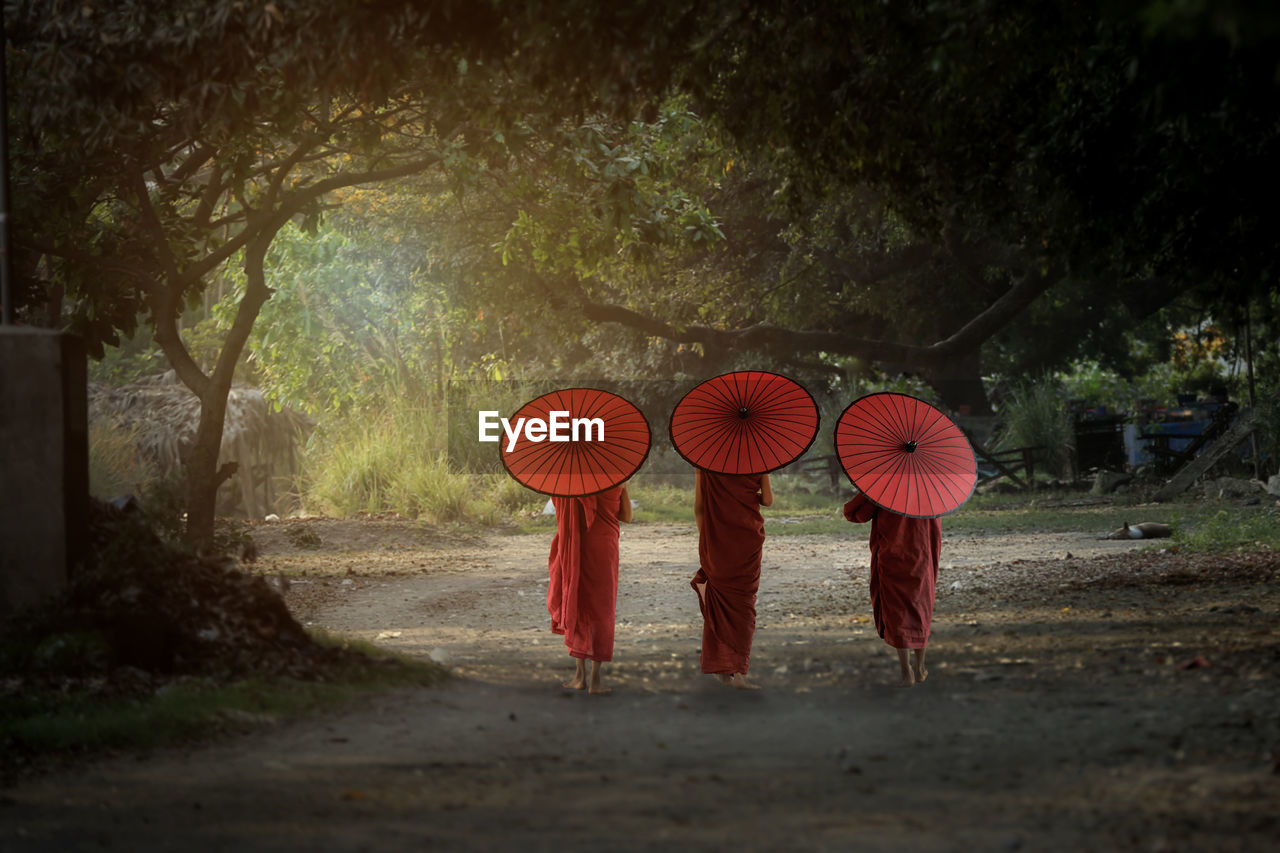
183, 236, 274, 548
923, 348, 993, 416
185, 391, 230, 550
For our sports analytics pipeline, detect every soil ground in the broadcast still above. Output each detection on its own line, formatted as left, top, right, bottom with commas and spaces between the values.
2, 514, 1277, 851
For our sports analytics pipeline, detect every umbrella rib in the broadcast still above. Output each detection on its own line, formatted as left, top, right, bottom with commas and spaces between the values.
750, 391, 808, 418
911, 452, 945, 516
679, 418, 737, 462
701, 379, 744, 414
833, 393, 977, 517
888, 394, 914, 449
742, 415, 772, 470
672, 372, 819, 474
860, 449, 909, 512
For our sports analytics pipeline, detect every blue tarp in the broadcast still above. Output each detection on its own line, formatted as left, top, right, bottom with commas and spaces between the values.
1126, 419, 1211, 467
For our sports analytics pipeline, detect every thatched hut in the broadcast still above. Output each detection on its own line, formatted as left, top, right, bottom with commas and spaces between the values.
88, 372, 312, 518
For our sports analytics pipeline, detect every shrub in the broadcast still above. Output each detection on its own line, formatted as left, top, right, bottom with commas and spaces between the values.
304, 397, 485, 521
88, 421, 156, 500
995, 379, 1074, 478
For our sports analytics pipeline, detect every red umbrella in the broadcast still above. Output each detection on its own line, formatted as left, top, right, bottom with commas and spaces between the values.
669, 370, 820, 475
500, 387, 651, 497
835, 392, 977, 518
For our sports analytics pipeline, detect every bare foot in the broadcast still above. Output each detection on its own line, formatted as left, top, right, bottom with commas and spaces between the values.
587, 661, 610, 694
912, 649, 928, 684
716, 673, 760, 690
895, 648, 916, 687
564, 659, 587, 690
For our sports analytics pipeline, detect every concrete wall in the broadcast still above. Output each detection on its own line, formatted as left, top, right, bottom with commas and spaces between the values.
0, 328, 88, 617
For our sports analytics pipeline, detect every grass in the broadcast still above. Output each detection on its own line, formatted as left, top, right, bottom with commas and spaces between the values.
519, 477, 1280, 550
625, 479, 1130, 536
88, 420, 156, 500
0, 631, 448, 764
1171, 506, 1280, 553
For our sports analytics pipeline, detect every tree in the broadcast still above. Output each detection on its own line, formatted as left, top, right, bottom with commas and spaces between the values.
6, 0, 700, 545
14, 0, 1279, 543
531, 1, 1280, 409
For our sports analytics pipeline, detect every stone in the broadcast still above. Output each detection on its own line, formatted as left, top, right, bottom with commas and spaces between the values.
1091, 470, 1132, 495
1201, 476, 1261, 500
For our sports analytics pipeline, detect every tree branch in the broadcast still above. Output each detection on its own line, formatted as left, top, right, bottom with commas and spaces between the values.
166, 143, 216, 187
127, 165, 182, 289
126, 165, 211, 398
188, 153, 444, 281
193, 160, 227, 230
925, 262, 1061, 358
23, 239, 155, 283
580, 263, 1062, 370
264, 137, 322, 212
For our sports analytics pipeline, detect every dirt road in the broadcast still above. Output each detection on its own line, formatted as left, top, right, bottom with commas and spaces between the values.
3, 518, 1277, 851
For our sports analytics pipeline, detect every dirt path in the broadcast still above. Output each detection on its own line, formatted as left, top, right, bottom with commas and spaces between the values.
3, 519, 1277, 851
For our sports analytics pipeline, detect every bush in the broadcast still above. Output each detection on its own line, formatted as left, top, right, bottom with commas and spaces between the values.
486, 472, 543, 514
1251, 385, 1280, 478
304, 398, 485, 521
995, 379, 1074, 478
88, 421, 156, 500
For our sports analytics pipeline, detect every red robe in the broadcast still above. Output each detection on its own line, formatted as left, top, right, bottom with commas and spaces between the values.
843, 492, 941, 650
692, 472, 765, 674
547, 487, 623, 661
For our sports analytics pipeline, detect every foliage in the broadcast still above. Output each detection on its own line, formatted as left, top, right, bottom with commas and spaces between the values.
992, 379, 1075, 478
200, 222, 446, 416
310, 101, 737, 385
505, 0, 1280, 408
684, 1, 1280, 285
9, 1, 485, 542
497, 105, 728, 278
1174, 507, 1280, 554
301, 396, 532, 522
486, 473, 546, 516
1055, 361, 1176, 414
14, 0, 1280, 546
1253, 393, 1280, 477
87, 325, 170, 387
87, 422, 156, 501
5, 0, 708, 545
445, 379, 551, 475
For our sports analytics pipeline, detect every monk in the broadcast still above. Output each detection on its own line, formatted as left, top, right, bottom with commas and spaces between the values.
691, 469, 773, 690
843, 491, 941, 687
547, 484, 632, 694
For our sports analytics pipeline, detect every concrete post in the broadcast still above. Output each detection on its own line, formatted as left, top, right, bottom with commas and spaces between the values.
0, 328, 88, 617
